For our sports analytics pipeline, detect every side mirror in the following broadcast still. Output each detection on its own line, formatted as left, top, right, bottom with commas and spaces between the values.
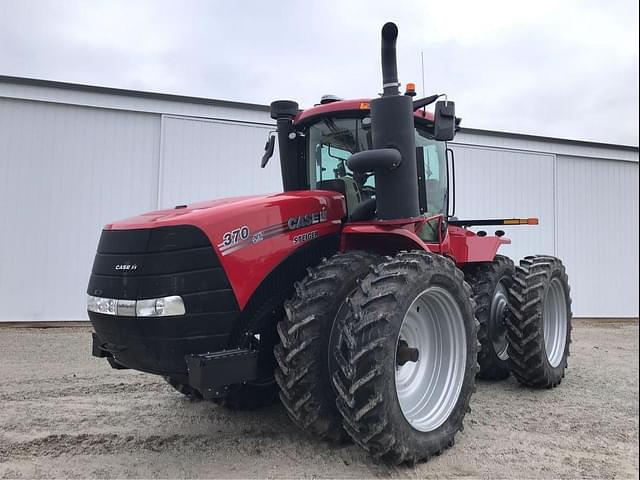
260, 135, 276, 168
434, 100, 456, 141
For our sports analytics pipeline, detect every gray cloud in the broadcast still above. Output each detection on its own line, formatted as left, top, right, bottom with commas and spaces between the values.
1, 0, 637, 145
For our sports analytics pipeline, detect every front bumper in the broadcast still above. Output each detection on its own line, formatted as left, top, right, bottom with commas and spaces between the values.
91, 329, 259, 398
87, 225, 241, 380
90, 311, 236, 378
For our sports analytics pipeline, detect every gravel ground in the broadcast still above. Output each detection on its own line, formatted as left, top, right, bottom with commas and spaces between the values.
0, 320, 638, 479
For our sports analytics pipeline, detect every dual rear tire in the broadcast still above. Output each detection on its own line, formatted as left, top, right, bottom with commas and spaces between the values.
464, 255, 515, 380
464, 254, 572, 387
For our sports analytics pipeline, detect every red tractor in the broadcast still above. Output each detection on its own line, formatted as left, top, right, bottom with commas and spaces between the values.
88, 23, 572, 464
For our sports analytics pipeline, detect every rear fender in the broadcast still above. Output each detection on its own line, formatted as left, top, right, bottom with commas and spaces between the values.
340, 223, 442, 256
341, 222, 510, 265
448, 225, 511, 263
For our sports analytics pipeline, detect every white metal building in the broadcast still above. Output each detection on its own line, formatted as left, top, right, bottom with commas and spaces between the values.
1, 75, 638, 321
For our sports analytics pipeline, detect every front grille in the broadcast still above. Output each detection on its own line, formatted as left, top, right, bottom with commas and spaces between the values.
87, 225, 240, 376
87, 225, 239, 313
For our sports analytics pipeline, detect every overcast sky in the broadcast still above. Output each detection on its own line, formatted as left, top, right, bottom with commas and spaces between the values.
1, 0, 638, 145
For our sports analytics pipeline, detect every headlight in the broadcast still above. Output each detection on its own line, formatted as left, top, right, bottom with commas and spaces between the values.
136, 296, 186, 317
87, 295, 117, 315
87, 295, 185, 317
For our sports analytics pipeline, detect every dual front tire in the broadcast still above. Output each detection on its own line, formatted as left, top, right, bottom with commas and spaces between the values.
274, 251, 381, 441
332, 252, 478, 464
276, 250, 479, 464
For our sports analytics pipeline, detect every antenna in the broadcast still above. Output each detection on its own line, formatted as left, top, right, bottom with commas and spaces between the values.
421, 51, 425, 97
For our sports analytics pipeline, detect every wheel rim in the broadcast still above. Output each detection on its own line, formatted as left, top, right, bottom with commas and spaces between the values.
395, 287, 467, 432
543, 277, 568, 368
490, 283, 510, 361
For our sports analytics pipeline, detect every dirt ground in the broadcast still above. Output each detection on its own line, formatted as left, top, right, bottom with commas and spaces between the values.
0, 320, 638, 479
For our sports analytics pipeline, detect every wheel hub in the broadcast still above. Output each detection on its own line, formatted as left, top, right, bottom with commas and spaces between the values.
394, 286, 467, 433
543, 277, 568, 367
396, 340, 420, 366
490, 283, 510, 361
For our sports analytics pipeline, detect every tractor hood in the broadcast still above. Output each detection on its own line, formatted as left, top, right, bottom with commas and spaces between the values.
102, 190, 347, 308
105, 195, 269, 229
105, 191, 346, 231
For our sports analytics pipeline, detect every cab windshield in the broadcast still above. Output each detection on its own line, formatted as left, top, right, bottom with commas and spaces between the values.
307, 116, 448, 216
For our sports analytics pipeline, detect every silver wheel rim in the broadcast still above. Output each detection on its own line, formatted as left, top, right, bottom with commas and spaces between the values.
395, 287, 467, 432
491, 283, 510, 361
543, 277, 568, 368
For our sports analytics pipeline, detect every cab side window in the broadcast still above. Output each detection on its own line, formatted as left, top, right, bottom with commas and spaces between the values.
315, 144, 350, 183
415, 129, 447, 216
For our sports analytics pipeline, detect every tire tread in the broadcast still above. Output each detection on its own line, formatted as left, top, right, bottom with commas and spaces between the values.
332, 251, 478, 465
505, 255, 572, 388
275, 251, 380, 441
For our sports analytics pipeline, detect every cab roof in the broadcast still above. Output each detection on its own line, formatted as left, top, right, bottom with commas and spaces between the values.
294, 98, 434, 125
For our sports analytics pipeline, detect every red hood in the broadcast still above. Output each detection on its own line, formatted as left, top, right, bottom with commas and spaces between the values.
105, 195, 269, 230
104, 190, 347, 309
106, 191, 347, 230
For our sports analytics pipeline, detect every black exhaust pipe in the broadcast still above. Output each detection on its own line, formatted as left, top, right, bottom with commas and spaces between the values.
369, 22, 420, 219
381, 22, 400, 97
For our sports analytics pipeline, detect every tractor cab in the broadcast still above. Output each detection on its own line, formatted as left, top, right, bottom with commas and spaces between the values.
264, 98, 454, 240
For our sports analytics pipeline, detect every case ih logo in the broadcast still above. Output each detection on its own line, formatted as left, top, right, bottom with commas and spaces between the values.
115, 264, 138, 271
287, 209, 328, 231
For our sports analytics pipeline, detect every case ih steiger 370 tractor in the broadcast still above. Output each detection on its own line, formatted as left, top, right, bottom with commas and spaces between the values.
88, 23, 572, 464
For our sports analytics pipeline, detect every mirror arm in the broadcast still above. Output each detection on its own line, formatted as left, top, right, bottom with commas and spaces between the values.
412, 94, 441, 111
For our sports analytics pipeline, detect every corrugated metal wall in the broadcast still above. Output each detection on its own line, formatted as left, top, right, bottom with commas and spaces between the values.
451, 144, 640, 318
0, 97, 160, 321
555, 155, 639, 317
0, 101, 279, 321
0, 91, 638, 320
451, 145, 556, 261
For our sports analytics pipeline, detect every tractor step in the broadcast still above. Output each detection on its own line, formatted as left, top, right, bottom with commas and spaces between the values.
186, 349, 259, 399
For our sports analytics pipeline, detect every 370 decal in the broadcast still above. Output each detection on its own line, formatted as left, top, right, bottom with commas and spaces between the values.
217, 221, 288, 256
222, 226, 250, 246
216, 208, 329, 256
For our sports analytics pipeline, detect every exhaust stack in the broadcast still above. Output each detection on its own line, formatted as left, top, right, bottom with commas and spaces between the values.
367, 22, 420, 220
380, 22, 400, 97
